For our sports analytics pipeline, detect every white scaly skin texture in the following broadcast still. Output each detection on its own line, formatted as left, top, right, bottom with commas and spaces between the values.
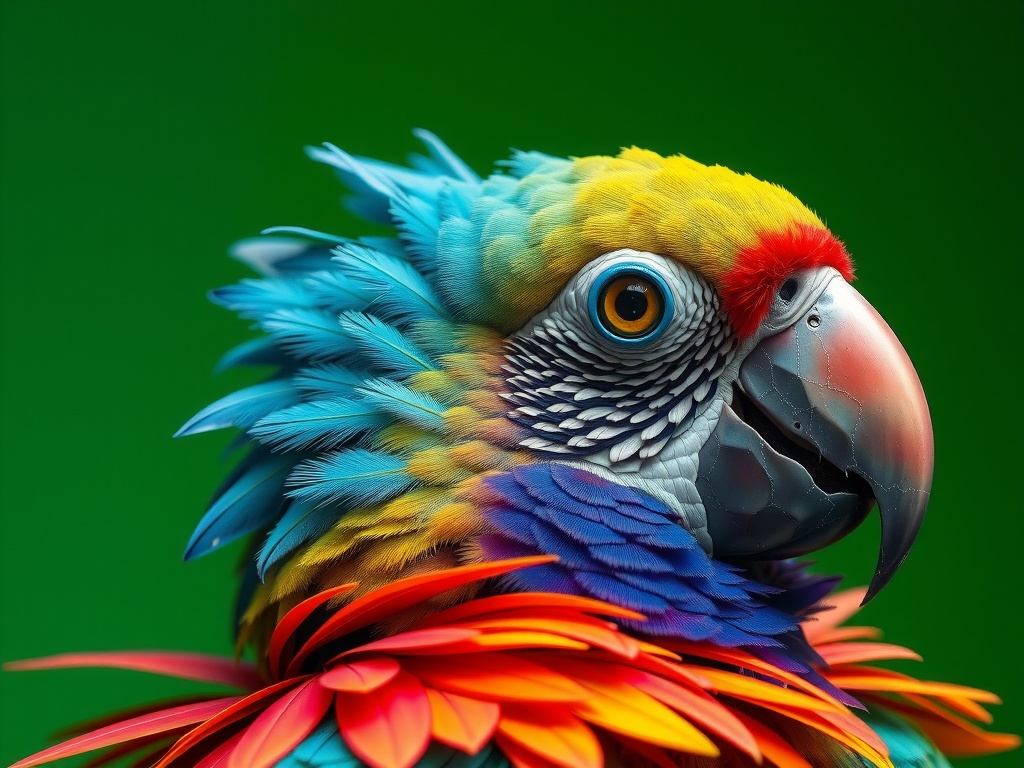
504, 251, 840, 555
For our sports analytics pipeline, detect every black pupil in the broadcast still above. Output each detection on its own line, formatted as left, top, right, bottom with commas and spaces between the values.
615, 284, 649, 321
779, 278, 798, 302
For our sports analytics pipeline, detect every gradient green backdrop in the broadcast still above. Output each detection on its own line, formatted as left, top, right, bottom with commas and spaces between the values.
2, 2, 1021, 765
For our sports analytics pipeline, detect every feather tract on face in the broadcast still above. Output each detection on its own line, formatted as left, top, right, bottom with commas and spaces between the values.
6, 131, 1018, 768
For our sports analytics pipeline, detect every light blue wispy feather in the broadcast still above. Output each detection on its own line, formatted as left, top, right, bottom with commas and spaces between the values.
261, 226, 351, 247
176, 379, 300, 436
256, 498, 343, 578
356, 378, 447, 432
209, 277, 318, 320
249, 398, 391, 452
184, 454, 292, 560
337, 312, 437, 377
214, 336, 286, 374
261, 308, 356, 361
390, 192, 442, 269
331, 244, 448, 325
293, 364, 367, 398
408, 129, 480, 184
287, 448, 417, 507
307, 143, 406, 224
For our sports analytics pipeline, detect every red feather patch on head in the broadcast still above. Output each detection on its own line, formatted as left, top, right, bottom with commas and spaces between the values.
720, 224, 854, 339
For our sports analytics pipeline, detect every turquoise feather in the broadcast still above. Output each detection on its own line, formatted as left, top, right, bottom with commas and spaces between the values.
250, 398, 391, 452
256, 498, 342, 578
331, 244, 449, 325
286, 448, 417, 507
214, 336, 285, 374
176, 379, 300, 436
261, 308, 359, 361
355, 378, 447, 432
184, 453, 293, 560
337, 312, 437, 377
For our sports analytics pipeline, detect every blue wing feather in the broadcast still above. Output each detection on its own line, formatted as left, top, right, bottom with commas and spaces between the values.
176, 380, 300, 436
287, 448, 417, 507
250, 398, 391, 452
184, 454, 292, 560
256, 498, 343, 578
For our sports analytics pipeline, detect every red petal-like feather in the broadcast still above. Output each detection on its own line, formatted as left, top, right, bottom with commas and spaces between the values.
319, 658, 401, 693
228, 678, 335, 768
731, 712, 813, 768
192, 732, 245, 768
287, 556, 555, 675
496, 704, 601, 768
268, 582, 359, 678
425, 688, 500, 753
402, 653, 588, 703
340, 627, 481, 656
8, 697, 243, 768
335, 670, 432, 768
814, 642, 921, 667
152, 677, 310, 768
629, 667, 759, 760
868, 696, 1021, 757
413, 592, 644, 628
6, 651, 263, 690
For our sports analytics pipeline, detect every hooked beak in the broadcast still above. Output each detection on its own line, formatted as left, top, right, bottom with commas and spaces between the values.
698, 272, 934, 602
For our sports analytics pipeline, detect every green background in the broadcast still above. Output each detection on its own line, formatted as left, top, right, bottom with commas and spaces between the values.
2, 1, 1021, 765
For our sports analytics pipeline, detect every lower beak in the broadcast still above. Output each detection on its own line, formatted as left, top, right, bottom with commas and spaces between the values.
737, 274, 934, 601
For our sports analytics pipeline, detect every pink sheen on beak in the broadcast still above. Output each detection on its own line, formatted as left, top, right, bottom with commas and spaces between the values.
739, 275, 934, 601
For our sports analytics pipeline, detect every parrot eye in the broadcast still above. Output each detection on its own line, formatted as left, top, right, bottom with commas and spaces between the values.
588, 263, 674, 344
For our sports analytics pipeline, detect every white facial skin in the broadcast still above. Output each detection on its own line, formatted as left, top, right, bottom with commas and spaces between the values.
503, 249, 837, 552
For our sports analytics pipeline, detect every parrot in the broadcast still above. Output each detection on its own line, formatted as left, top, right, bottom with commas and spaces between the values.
7, 132, 1019, 768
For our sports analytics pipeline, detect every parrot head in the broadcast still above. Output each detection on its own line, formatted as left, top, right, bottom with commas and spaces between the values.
179, 133, 933, 652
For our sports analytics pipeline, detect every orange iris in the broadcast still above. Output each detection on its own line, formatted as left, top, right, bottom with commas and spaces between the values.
599, 275, 663, 338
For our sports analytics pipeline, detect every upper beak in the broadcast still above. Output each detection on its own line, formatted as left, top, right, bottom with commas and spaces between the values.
738, 273, 934, 601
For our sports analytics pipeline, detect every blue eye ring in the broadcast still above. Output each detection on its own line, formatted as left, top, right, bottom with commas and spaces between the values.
587, 262, 675, 345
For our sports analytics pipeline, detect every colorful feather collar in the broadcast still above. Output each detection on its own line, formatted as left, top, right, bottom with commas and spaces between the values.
7, 558, 1016, 768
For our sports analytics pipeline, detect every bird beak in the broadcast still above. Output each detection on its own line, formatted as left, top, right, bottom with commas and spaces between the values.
737, 273, 934, 601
